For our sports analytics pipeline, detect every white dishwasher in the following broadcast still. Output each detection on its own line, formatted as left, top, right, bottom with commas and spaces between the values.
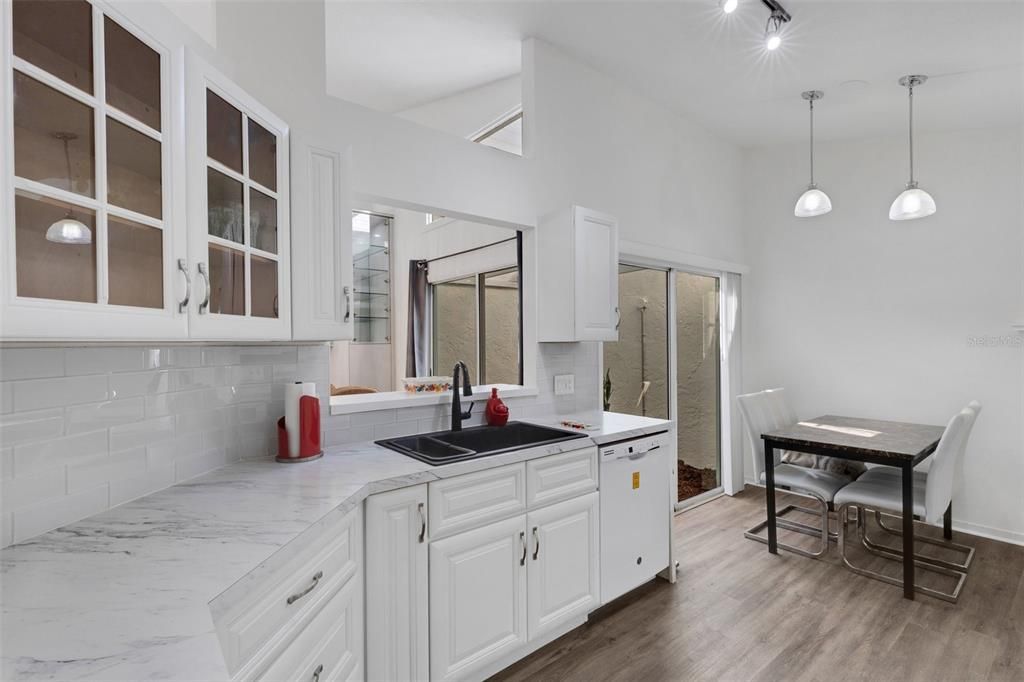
599, 430, 672, 604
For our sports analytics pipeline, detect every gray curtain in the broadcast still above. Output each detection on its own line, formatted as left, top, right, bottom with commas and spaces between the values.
406, 260, 429, 377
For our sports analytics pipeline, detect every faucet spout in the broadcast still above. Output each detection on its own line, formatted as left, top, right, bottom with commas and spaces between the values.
451, 362, 474, 431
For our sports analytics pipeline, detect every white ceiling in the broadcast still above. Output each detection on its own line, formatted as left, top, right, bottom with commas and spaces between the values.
323, 1, 1024, 147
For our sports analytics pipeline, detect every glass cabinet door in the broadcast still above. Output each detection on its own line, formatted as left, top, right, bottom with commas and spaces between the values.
185, 53, 290, 339
3, 0, 183, 339
351, 212, 391, 343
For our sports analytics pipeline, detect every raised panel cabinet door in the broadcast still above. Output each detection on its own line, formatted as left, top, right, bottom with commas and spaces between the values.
527, 492, 600, 641
289, 132, 353, 340
365, 485, 429, 682
429, 515, 527, 682
572, 206, 618, 341
184, 52, 291, 340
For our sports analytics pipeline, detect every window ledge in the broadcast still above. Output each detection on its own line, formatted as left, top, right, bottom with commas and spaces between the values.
329, 384, 538, 415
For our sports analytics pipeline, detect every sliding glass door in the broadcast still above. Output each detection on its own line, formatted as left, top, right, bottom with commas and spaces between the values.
603, 264, 722, 505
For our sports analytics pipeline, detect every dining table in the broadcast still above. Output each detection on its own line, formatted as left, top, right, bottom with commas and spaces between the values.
761, 414, 947, 600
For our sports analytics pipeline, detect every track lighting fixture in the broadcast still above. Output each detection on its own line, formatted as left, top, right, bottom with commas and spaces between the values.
720, 0, 739, 14
761, 0, 791, 50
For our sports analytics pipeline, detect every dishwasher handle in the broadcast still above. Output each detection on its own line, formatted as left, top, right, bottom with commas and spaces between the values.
625, 444, 660, 460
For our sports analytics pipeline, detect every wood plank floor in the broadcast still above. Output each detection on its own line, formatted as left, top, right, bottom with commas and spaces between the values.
492, 487, 1024, 681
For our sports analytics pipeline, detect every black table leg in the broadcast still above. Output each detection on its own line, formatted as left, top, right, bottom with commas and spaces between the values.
944, 503, 953, 540
764, 441, 778, 554
902, 463, 915, 599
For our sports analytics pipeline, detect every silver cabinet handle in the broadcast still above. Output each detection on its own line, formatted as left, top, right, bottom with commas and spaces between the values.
286, 570, 323, 605
417, 502, 426, 543
197, 263, 211, 314
519, 531, 526, 566
614, 306, 621, 330
532, 527, 540, 560
343, 285, 352, 323
311, 663, 323, 682
177, 259, 191, 313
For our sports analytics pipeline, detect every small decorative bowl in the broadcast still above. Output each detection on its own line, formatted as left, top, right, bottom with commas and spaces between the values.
402, 376, 453, 394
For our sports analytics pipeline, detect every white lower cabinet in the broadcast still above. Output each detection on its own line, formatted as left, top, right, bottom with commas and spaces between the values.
258, 577, 362, 682
429, 515, 528, 682
527, 492, 600, 640
365, 485, 429, 682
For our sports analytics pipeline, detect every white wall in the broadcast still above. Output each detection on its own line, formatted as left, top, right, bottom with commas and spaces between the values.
741, 125, 1024, 543
397, 75, 522, 139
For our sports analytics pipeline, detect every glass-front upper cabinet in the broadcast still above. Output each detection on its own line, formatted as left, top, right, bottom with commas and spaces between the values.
351, 211, 391, 343
185, 53, 291, 340
1, 0, 186, 339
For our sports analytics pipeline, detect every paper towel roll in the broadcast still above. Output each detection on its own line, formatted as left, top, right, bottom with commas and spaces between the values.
285, 382, 317, 457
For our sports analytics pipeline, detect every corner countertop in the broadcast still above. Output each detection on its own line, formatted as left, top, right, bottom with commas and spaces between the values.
0, 412, 672, 681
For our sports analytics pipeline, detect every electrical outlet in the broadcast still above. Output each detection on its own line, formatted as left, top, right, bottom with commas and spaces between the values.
554, 374, 575, 396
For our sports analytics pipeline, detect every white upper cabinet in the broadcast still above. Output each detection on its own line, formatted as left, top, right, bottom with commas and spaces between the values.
289, 131, 353, 341
536, 206, 619, 342
0, 1, 187, 340
184, 52, 291, 340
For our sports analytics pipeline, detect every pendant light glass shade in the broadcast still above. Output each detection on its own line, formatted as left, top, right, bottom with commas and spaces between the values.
889, 184, 936, 221
46, 217, 92, 244
794, 90, 831, 217
795, 186, 832, 217
890, 75, 935, 221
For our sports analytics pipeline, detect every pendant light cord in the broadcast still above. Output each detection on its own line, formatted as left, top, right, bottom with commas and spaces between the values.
809, 98, 815, 186
907, 83, 915, 185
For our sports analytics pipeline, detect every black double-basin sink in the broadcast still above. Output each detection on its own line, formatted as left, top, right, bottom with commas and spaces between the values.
376, 421, 587, 466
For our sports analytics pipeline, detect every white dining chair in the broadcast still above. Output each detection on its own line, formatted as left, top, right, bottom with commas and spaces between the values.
853, 401, 980, 573
738, 388, 858, 558
833, 404, 978, 602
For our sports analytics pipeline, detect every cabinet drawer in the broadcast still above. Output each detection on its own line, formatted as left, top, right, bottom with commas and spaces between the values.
428, 463, 526, 539
526, 447, 598, 509
217, 507, 361, 675
257, 577, 362, 682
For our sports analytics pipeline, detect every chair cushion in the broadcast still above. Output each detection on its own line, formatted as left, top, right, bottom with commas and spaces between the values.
834, 477, 927, 517
858, 467, 928, 487
759, 463, 853, 501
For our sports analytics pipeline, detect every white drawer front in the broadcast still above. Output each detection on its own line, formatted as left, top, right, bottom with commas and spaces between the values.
526, 447, 598, 509
428, 463, 526, 539
222, 507, 360, 674
257, 577, 363, 682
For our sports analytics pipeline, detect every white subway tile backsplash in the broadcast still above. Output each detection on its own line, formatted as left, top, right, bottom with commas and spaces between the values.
12, 485, 108, 544
0, 382, 12, 414
65, 348, 147, 375
109, 370, 172, 398
175, 409, 226, 435
146, 433, 203, 466
144, 389, 214, 418
176, 449, 226, 481
0, 348, 64, 381
68, 448, 147, 494
109, 415, 176, 451
0, 408, 65, 446
1, 447, 13, 480
229, 365, 275, 385
1, 512, 11, 547
148, 347, 202, 369
109, 462, 175, 507
13, 430, 108, 476
13, 375, 109, 411
1, 466, 66, 513
66, 397, 145, 434
171, 367, 222, 391
373, 419, 422, 440
350, 409, 396, 427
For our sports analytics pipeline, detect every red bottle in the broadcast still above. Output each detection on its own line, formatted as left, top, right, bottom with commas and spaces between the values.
485, 387, 509, 427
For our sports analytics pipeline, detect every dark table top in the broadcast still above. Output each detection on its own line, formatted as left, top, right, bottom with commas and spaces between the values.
762, 414, 945, 464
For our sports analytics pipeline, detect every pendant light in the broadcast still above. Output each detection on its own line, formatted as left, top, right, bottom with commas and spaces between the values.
889, 75, 936, 221
45, 132, 92, 245
794, 90, 832, 217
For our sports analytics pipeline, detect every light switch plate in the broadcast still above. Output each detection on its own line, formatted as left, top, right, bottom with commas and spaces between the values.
554, 374, 575, 396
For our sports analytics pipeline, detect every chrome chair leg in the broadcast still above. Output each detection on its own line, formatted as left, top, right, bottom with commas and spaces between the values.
838, 505, 967, 603
745, 491, 831, 559
869, 509, 975, 571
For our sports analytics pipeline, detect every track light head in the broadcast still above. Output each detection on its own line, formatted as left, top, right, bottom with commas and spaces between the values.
761, 0, 791, 50
721, 0, 739, 14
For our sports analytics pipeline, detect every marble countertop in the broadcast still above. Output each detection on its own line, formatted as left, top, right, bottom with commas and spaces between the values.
0, 412, 673, 681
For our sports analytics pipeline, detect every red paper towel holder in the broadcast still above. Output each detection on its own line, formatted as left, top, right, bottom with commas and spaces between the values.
276, 394, 323, 463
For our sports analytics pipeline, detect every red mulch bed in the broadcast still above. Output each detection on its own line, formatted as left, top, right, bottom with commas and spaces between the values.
678, 461, 717, 502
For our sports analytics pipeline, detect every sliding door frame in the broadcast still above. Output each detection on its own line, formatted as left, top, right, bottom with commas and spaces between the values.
612, 249, 744, 510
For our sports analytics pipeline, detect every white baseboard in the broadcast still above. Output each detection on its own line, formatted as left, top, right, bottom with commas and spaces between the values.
952, 520, 1024, 547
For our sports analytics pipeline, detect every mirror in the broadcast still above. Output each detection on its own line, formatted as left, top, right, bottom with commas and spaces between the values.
330, 204, 523, 401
